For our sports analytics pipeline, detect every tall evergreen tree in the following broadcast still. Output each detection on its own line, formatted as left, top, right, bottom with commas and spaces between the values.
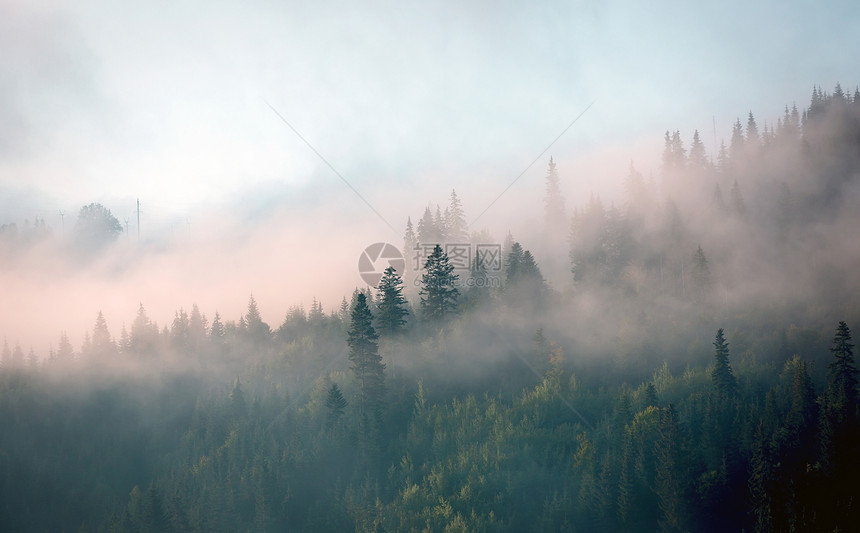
245, 294, 271, 342
544, 157, 567, 230
57, 331, 74, 362
325, 383, 348, 429
688, 130, 709, 172
376, 266, 408, 336
403, 217, 417, 271
347, 293, 386, 455
690, 245, 712, 303
445, 189, 468, 243
826, 321, 858, 416
711, 328, 737, 398
130, 303, 158, 356
210, 311, 225, 342
91, 310, 116, 361
730, 118, 745, 162
419, 245, 459, 323
416, 207, 437, 244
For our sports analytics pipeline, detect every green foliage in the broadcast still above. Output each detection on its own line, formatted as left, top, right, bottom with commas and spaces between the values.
711, 328, 737, 399
419, 245, 459, 323
376, 266, 409, 336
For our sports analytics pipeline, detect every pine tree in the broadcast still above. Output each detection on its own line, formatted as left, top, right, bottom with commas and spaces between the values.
504, 242, 524, 286
376, 266, 408, 336
417, 207, 436, 244
730, 118, 745, 162
188, 304, 208, 349
171, 308, 190, 351
691, 245, 712, 303
57, 331, 74, 361
118, 324, 130, 355
245, 294, 271, 342
716, 140, 730, 177
347, 293, 386, 455
419, 245, 459, 322
325, 383, 348, 429
711, 328, 737, 398
654, 404, 689, 533
446, 189, 468, 242
544, 157, 567, 230
26, 347, 38, 370
230, 377, 247, 420
826, 321, 858, 416
688, 130, 709, 172
403, 217, 417, 271
748, 421, 775, 533
91, 310, 116, 361
746, 111, 760, 153
819, 321, 859, 484
130, 303, 158, 356
210, 311, 225, 342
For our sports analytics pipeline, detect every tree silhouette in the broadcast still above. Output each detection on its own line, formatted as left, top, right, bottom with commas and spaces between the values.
73, 203, 122, 251
348, 293, 386, 455
711, 328, 737, 398
419, 245, 459, 322
376, 266, 408, 336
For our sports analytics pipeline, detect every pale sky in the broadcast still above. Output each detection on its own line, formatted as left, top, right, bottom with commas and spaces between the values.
2, 0, 859, 353
2, 0, 857, 232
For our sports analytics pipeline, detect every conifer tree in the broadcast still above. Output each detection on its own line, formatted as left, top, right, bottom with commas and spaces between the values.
688, 130, 709, 172
348, 293, 386, 453
691, 245, 712, 303
544, 157, 567, 230
376, 266, 408, 336
325, 383, 348, 429
819, 321, 859, 480
210, 311, 225, 342
730, 118, 745, 161
445, 189, 468, 243
91, 310, 116, 361
711, 328, 737, 398
403, 217, 417, 271
245, 294, 271, 342
57, 331, 74, 361
419, 245, 459, 322
130, 303, 158, 356
826, 321, 858, 417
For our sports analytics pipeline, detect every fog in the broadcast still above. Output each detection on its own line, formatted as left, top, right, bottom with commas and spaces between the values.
3, 3, 860, 531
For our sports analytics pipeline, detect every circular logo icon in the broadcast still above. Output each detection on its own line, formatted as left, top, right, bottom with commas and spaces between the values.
359, 242, 405, 287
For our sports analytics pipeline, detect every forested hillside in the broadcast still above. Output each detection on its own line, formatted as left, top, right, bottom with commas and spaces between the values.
2, 86, 860, 532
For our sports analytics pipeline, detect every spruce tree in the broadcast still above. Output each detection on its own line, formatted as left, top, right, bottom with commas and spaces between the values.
446, 189, 468, 242
419, 245, 459, 323
691, 245, 712, 303
348, 293, 386, 452
711, 328, 737, 398
403, 217, 417, 271
325, 383, 348, 428
826, 321, 858, 415
688, 130, 709, 172
544, 157, 567, 230
376, 266, 408, 336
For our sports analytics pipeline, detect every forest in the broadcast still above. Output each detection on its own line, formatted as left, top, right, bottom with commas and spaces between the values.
2, 85, 860, 532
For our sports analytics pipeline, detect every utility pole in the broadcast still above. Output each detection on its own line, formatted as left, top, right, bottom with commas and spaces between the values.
124, 218, 130, 239
135, 198, 141, 243
58, 210, 65, 234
